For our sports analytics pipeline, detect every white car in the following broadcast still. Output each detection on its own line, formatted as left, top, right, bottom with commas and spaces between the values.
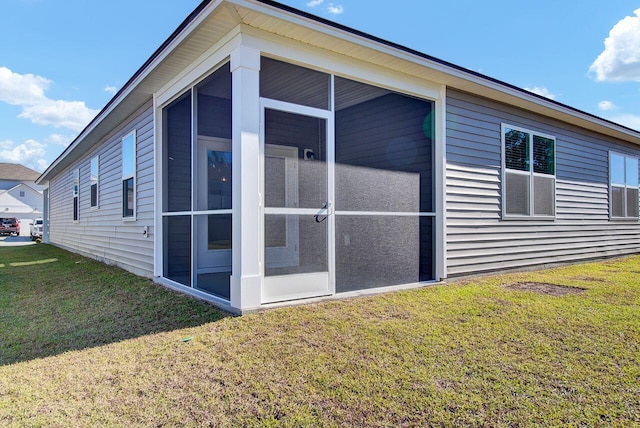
30, 218, 43, 241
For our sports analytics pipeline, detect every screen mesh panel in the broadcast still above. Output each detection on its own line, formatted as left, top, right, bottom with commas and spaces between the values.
611, 187, 624, 218
534, 175, 555, 216
505, 172, 530, 215
626, 188, 639, 217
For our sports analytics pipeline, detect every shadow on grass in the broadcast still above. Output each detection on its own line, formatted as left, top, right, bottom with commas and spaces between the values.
0, 244, 231, 366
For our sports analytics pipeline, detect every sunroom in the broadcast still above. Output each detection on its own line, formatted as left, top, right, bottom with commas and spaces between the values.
155, 38, 442, 312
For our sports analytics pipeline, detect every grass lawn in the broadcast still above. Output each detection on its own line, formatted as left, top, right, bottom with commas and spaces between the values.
0, 244, 639, 426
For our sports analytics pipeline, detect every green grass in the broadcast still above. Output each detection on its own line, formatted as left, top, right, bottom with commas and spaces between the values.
1, 245, 639, 426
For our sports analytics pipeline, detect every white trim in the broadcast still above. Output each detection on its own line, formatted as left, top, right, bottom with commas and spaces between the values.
153, 94, 162, 277
156, 29, 240, 108
260, 98, 332, 120
334, 211, 436, 217
328, 74, 336, 295
260, 279, 440, 311
155, 275, 238, 314
501, 123, 557, 220
230, 44, 262, 310
262, 272, 331, 304
260, 99, 333, 303
242, 29, 441, 102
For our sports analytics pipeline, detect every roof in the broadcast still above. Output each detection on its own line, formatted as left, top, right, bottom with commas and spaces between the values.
0, 163, 41, 182
37, 0, 640, 183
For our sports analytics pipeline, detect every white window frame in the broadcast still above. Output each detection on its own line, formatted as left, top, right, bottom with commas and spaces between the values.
90, 155, 99, 209
72, 168, 79, 222
122, 131, 137, 220
609, 151, 639, 220
501, 123, 556, 220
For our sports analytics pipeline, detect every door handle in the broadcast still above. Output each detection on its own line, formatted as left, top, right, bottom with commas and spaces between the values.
314, 202, 329, 223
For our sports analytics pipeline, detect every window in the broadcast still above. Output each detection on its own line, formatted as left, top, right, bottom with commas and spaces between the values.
122, 132, 136, 218
72, 169, 79, 222
610, 152, 639, 219
90, 156, 99, 208
502, 124, 556, 218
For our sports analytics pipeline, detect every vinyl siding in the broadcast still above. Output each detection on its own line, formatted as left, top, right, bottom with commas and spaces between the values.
446, 89, 640, 276
48, 101, 155, 277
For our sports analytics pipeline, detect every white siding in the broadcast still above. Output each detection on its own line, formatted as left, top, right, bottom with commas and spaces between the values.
446, 89, 640, 276
48, 101, 155, 277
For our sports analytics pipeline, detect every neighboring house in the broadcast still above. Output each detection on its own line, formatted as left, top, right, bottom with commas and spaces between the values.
0, 163, 44, 222
36, 0, 640, 313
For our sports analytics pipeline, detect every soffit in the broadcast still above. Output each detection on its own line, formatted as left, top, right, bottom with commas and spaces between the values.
39, 0, 639, 183
39, 2, 238, 182
231, 1, 640, 145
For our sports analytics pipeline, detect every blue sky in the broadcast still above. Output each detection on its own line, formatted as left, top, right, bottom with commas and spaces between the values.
2, 0, 640, 171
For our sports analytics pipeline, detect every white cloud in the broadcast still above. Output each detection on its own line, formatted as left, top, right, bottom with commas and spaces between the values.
0, 66, 98, 132
524, 86, 556, 100
598, 100, 617, 111
307, 0, 324, 7
589, 8, 640, 82
0, 67, 50, 105
0, 139, 49, 171
104, 85, 118, 95
327, 3, 344, 15
19, 100, 96, 132
46, 133, 75, 147
608, 113, 640, 131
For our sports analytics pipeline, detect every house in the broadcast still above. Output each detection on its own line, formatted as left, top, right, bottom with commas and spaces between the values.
36, 0, 640, 313
0, 163, 44, 223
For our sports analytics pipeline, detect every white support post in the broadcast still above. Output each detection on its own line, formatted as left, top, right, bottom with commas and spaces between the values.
230, 44, 262, 311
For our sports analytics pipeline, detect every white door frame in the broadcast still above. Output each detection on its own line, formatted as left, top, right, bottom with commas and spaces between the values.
259, 98, 335, 303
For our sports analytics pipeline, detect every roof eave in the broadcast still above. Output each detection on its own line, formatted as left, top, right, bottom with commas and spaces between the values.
37, 0, 640, 186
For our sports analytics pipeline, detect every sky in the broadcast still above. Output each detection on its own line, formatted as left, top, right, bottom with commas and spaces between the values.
2, 0, 640, 172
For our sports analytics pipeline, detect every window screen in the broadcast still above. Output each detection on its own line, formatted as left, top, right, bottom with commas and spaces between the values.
610, 152, 639, 218
503, 125, 555, 218
534, 175, 555, 216
505, 171, 530, 215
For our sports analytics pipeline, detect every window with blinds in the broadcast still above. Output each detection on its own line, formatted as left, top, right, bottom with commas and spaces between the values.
609, 152, 639, 219
502, 125, 556, 218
